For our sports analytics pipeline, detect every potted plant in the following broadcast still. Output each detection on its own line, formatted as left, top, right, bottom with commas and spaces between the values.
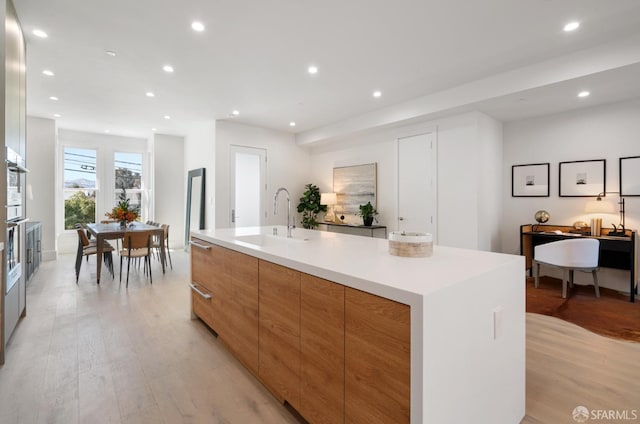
357, 201, 378, 226
297, 183, 327, 229
106, 188, 139, 228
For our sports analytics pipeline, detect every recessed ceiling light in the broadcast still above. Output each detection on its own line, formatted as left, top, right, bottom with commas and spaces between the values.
564, 21, 580, 32
191, 21, 205, 32
163, 65, 174, 73
53, 113, 61, 118
32, 29, 48, 38
373, 90, 382, 98
104, 130, 110, 134
152, 128, 157, 132
106, 50, 116, 57
232, 110, 240, 116
146, 92, 155, 97
42, 69, 54, 76
289, 122, 296, 127
164, 115, 171, 120
307, 65, 318, 75
49, 96, 59, 101
577, 91, 590, 98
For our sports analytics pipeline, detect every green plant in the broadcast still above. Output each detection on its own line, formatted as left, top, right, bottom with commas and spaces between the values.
64, 191, 96, 229
357, 201, 378, 223
297, 183, 327, 229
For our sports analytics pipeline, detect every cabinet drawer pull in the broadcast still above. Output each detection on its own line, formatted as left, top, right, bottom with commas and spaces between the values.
190, 240, 212, 250
190, 283, 212, 299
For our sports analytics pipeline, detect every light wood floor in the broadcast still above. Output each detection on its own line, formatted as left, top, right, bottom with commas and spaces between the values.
1, 251, 639, 423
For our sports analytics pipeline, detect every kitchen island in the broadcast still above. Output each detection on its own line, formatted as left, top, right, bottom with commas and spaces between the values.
190, 226, 525, 424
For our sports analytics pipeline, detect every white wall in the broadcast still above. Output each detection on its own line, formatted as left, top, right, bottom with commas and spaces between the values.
502, 98, 640, 292
215, 121, 311, 229
310, 111, 504, 251
26, 116, 57, 260
184, 121, 216, 235
153, 133, 185, 249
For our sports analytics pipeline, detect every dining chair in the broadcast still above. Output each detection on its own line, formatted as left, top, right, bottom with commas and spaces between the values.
151, 224, 173, 270
120, 230, 154, 287
75, 226, 115, 283
533, 238, 600, 298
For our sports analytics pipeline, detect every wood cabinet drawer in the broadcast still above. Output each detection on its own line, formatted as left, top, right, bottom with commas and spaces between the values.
190, 237, 230, 293
190, 282, 215, 330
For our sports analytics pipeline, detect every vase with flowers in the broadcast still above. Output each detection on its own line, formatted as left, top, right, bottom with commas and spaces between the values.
106, 189, 139, 228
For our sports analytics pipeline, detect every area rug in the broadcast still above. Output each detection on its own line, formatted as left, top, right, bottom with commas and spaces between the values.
526, 276, 640, 342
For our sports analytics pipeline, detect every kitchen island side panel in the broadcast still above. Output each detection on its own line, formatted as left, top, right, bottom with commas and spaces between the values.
422, 258, 525, 424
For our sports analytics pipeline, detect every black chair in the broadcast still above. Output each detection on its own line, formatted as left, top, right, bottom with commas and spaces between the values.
75, 227, 114, 283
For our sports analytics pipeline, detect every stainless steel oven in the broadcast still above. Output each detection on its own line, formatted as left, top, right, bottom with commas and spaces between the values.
5, 147, 28, 293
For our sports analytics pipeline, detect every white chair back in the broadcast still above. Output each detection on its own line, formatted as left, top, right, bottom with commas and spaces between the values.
534, 238, 600, 268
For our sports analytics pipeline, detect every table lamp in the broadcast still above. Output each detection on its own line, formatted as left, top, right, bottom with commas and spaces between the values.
321, 192, 338, 223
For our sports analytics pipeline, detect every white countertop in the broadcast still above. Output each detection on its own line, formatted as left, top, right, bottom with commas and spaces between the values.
191, 226, 523, 304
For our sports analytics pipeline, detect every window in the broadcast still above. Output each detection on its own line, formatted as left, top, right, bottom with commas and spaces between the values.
63, 147, 97, 229
114, 151, 143, 221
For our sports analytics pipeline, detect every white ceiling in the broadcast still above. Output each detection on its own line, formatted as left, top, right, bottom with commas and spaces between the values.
14, 0, 640, 141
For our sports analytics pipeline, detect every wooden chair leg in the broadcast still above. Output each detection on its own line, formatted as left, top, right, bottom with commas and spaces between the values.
592, 269, 600, 298
534, 261, 540, 288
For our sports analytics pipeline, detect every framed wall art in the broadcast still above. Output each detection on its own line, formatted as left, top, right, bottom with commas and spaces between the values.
333, 163, 377, 215
620, 156, 640, 196
512, 163, 550, 197
559, 159, 606, 197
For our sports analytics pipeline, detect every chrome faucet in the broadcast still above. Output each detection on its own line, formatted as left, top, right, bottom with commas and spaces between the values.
273, 187, 293, 238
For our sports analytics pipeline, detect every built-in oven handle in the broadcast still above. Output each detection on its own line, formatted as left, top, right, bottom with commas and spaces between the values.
189, 283, 212, 299
6, 218, 29, 227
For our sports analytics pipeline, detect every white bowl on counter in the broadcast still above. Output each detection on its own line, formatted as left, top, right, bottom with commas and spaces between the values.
388, 231, 433, 257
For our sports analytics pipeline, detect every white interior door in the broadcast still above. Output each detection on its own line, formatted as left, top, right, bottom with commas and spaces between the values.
398, 132, 436, 237
230, 146, 267, 227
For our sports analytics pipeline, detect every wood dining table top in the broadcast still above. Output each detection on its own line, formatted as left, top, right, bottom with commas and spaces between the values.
85, 222, 165, 283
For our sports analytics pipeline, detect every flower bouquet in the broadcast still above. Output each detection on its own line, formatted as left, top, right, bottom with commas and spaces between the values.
106, 189, 139, 227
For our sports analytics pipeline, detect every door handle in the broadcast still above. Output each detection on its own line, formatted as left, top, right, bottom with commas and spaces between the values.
231, 209, 235, 223
399, 217, 405, 221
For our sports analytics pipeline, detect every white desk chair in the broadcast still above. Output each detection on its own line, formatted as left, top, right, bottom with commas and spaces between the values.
533, 238, 600, 298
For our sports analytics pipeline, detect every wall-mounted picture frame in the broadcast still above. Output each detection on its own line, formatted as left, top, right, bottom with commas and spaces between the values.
559, 159, 606, 197
620, 156, 640, 196
333, 163, 377, 215
512, 163, 550, 197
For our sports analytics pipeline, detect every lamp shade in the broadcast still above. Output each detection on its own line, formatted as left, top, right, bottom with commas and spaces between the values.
321, 192, 337, 206
584, 199, 616, 214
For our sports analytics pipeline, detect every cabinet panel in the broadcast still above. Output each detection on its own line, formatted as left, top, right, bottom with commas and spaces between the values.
190, 238, 230, 335
259, 260, 301, 409
300, 274, 345, 424
345, 287, 410, 424
224, 250, 259, 374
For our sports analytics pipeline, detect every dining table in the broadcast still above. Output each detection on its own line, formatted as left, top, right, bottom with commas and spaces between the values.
85, 222, 166, 284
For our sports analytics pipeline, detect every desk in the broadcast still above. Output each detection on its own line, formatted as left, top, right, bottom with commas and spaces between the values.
520, 224, 637, 302
86, 222, 165, 284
